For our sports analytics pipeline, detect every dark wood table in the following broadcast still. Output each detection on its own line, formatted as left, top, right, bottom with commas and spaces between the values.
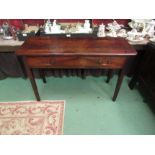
16, 36, 137, 101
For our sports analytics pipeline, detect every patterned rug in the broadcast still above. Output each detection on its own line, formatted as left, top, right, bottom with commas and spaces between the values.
0, 101, 65, 135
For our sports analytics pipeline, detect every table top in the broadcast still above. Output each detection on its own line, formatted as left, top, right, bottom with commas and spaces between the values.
0, 34, 149, 53
16, 36, 137, 56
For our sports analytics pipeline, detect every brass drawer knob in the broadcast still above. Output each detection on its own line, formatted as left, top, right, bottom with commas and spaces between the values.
98, 58, 111, 65
98, 59, 103, 64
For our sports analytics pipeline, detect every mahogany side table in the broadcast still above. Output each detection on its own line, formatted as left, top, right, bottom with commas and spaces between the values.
16, 36, 137, 101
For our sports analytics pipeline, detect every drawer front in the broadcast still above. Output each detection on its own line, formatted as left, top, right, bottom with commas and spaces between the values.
26, 56, 127, 69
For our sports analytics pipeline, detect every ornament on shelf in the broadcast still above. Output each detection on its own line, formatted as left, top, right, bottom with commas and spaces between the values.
97, 23, 106, 37
106, 20, 123, 37
44, 19, 52, 34
128, 19, 155, 39
117, 29, 127, 38
44, 19, 62, 34
82, 20, 92, 33
1, 21, 13, 40
84, 20, 90, 29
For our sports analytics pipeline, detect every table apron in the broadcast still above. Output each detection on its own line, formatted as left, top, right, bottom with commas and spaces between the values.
26, 55, 128, 69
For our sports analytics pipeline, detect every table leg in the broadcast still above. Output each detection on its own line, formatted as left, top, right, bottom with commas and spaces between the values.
39, 69, 46, 83
128, 75, 138, 89
24, 57, 40, 101
106, 69, 114, 83
112, 69, 125, 102
81, 69, 86, 79
29, 69, 41, 101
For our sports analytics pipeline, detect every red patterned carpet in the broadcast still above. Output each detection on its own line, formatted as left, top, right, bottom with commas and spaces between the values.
0, 101, 65, 135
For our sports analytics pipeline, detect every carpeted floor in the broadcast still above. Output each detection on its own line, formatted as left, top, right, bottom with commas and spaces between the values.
0, 76, 155, 134
0, 101, 65, 135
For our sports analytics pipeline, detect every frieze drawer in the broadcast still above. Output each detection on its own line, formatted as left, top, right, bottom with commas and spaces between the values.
26, 56, 127, 69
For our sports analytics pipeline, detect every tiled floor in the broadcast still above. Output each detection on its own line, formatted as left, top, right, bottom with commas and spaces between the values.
0, 76, 155, 134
